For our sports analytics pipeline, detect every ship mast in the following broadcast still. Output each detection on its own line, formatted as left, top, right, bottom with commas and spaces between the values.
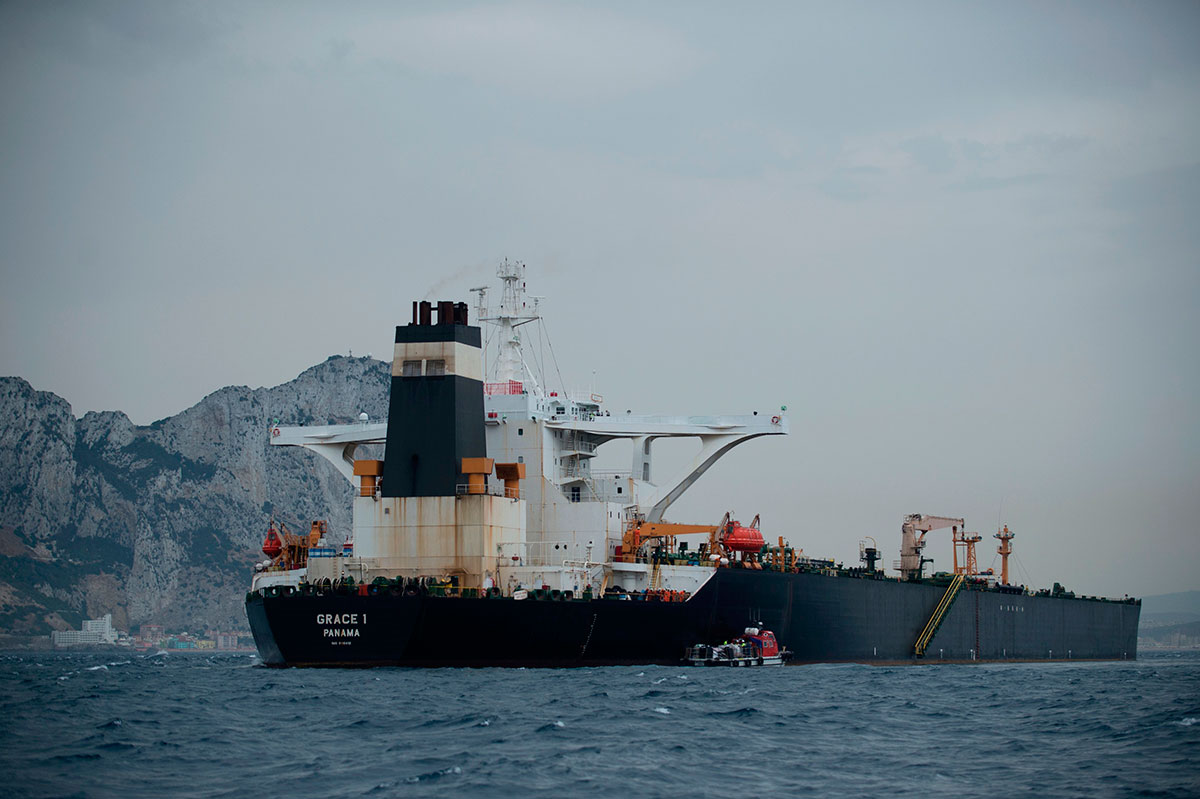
953, 528, 983, 576
474, 259, 542, 394
994, 525, 1015, 585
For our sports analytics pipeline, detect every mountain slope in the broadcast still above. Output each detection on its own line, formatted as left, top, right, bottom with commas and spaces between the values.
0, 356, 389, 636
1139, 590, 1200, 628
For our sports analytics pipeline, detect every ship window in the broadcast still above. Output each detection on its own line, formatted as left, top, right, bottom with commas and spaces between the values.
616, 487, 622, 494
402, 360, 421, 377
426, 359, 446, 376
517, 456, 524, 463
570, 486, 581, 503
518, 428, 523, 436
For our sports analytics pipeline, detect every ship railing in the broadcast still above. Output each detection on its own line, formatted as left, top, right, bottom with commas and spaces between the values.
455, 484, 526, 500
412, 584, 590, 600
914, 573, 966, 657
561, 559, 606, 570
562, 466, 631, 484
500, 540, 606, 567
557, 480, 632, 506
561, 463, 602, 478
258, 564, 302, 575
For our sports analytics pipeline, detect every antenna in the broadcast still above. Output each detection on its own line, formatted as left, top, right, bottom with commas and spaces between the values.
469, 285, 488, 318
477, 261, 543, 392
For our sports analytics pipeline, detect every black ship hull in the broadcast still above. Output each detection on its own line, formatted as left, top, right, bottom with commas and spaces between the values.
246, 569, 1140, 667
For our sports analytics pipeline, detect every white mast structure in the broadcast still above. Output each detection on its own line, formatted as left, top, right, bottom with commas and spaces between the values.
474, 260, 542, 394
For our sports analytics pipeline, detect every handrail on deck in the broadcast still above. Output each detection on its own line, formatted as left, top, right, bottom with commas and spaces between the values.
914, 573, 966, 657
454, 484, 525, 500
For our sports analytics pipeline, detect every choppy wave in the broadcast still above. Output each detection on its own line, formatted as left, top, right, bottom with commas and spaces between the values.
1, 651, 1197, 798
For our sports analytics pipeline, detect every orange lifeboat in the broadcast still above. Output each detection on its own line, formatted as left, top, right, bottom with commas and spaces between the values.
723, 520, 764, 553
262, 522, 283, 559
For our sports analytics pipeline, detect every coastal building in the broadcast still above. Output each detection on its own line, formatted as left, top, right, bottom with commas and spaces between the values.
215, 632, 241, 650
139, 624, 164, 642
51, 614, 119, 647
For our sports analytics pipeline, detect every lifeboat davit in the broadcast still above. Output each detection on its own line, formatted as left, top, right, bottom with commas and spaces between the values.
723, 520, 764, 552
262, 523, 283, 559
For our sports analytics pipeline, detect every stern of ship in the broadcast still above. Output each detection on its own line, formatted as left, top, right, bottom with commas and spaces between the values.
245, 594, 285, 666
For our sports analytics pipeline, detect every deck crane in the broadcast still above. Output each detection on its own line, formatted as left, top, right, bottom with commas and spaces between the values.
619, 512, 729, 563
619, 511, 766, 565
898, 513, 964, 580
260, 519, 326, 571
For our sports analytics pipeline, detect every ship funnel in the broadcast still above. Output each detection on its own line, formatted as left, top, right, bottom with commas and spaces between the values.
382, 299, 486, 498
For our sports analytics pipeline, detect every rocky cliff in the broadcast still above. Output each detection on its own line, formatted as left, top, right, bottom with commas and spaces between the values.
0, 356, 391, 636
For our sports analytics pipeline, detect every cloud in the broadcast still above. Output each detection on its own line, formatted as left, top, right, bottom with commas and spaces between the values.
1102, 162, 1200, 253
900, 136, 956, 174
342, 4, 701, 101
832, 128, 1095, 193
818, 166, 886, 202
1105, 162, 1200, 212
1003, 133, 1090, 158
951, 173, 1048, 192
1, 0, 235, 72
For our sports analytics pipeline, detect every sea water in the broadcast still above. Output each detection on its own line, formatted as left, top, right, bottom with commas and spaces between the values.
2, 651, 1197, 798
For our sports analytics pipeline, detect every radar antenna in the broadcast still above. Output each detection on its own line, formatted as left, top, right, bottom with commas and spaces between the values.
478, 260, 543, 393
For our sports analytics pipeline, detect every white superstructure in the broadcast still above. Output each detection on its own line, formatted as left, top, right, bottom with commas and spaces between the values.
259, 262, 788, 598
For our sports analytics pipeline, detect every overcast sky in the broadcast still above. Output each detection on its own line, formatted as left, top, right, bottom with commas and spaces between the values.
2, 1, 1197, 597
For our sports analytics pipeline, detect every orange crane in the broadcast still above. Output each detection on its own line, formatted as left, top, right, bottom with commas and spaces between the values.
619, 512, 766, 565
261, 519, 326, 571
619, 512, 729, 563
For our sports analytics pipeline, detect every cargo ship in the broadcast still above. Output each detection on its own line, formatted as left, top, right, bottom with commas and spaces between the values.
245, 262, 1140, 667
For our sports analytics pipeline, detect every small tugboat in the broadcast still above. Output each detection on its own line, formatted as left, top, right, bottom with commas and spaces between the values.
684, 626, 793, 667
